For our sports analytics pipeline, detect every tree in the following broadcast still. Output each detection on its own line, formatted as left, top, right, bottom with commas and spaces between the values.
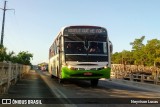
111, 52, 121, 64
130, 36, 145, 65
0, 45, 33, 65
112, 50, 134, 65
144, 39, 160, 66
111, 36, 160, 67
121, 50, 134, 64
0, 44, 7, 61
130, 36, 145, 50
5, 51, 15, 61
16, 51, 33, 65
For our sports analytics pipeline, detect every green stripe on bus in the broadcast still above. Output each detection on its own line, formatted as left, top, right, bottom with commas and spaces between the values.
61, 66, 111, 79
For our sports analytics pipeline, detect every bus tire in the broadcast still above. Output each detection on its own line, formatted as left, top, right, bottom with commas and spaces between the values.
58, 78, 63, 84
91, 79, 99, 87
51, 74, 54, 78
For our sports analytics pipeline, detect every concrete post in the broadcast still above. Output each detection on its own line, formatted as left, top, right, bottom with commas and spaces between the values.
7, 62, 11, 93
15, 63, 18, 83
154, 70, 158, 85
158, 71, 160, 84
130, 74, 133, 81
141, 74, 144, 83
19, 65, 22, 80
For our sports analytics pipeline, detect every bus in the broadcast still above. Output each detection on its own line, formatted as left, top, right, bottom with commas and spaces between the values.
49, 25, 113, 86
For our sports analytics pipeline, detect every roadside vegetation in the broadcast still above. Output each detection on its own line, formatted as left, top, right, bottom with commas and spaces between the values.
112, 36, 160, 67
0, 44, 33, 65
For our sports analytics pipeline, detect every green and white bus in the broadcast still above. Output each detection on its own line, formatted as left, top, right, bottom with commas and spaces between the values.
49, 25, 113, 86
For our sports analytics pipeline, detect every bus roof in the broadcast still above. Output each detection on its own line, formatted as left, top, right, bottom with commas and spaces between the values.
61, 25, 106, 30
49, 25, 107, 49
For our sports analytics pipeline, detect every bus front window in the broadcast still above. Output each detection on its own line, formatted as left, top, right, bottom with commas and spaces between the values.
88, 42, 107, 54
64, 35, 108, 62
65, 42, 86, 54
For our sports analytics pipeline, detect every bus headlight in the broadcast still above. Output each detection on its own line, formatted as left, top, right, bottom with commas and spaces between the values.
104, 65, 108, 69
67, 65, 77, 70
68, 65, 71, 69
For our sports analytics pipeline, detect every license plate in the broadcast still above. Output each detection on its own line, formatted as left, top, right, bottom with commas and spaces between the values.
84, 72, 92, 76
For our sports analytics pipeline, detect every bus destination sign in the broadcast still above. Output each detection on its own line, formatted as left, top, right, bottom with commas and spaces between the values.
65, 28, 106, 34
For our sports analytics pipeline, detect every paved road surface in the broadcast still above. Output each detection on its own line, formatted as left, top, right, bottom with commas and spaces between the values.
37, 69, 160, 107
0, 70, 65, 107
1, 69, 160, 107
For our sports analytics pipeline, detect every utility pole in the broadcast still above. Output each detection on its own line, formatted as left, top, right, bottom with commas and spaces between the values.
0, 1, 15, 46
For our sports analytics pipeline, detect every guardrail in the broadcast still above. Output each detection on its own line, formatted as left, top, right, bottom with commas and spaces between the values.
111, 64, 160, 85
0, 62, 30, 94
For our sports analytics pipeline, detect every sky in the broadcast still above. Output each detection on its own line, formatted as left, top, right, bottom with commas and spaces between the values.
0, 0, 160, 65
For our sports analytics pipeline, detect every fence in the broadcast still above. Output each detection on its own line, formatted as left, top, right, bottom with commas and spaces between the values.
111, 64, 160, 85
0, 62, 30, 94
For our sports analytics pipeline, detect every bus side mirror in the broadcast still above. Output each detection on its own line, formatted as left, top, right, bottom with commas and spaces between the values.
109, 41, 113, 54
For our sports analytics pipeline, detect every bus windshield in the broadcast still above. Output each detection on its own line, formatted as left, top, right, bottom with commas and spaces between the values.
64, 35, 108, 62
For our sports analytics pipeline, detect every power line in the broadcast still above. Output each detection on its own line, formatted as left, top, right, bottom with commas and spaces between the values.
0, 1, 15, 46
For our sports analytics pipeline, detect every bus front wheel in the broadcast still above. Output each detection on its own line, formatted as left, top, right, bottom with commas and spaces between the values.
51, 74, 54, 78
58, 78, 64, 84
91, 79, 99, 87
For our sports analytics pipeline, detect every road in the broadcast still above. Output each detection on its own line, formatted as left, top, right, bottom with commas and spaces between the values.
1, 69, 160, 107
36, 69, 160, 107
0, 70, 65, 107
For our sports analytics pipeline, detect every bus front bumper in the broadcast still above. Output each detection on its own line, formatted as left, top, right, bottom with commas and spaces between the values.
61, 66, 111, 79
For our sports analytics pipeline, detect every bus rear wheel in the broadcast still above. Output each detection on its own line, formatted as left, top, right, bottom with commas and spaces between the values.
51, 74, 54, 78
58, 78, 64, 84
91, 79, 99, 87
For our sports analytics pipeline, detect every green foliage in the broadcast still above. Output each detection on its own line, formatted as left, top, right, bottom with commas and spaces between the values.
111, 52, 122, 64
130, 36, 145, 50
16, 51, 33, 65
130, 36, 145, 65
0, 44, 7, 61
112, 36, 160, 67
0, 45, 33, 65
144, 39, 160, 66
111, 50, 134, 64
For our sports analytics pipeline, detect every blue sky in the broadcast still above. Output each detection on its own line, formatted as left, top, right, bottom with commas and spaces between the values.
0, 0, 160, 64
